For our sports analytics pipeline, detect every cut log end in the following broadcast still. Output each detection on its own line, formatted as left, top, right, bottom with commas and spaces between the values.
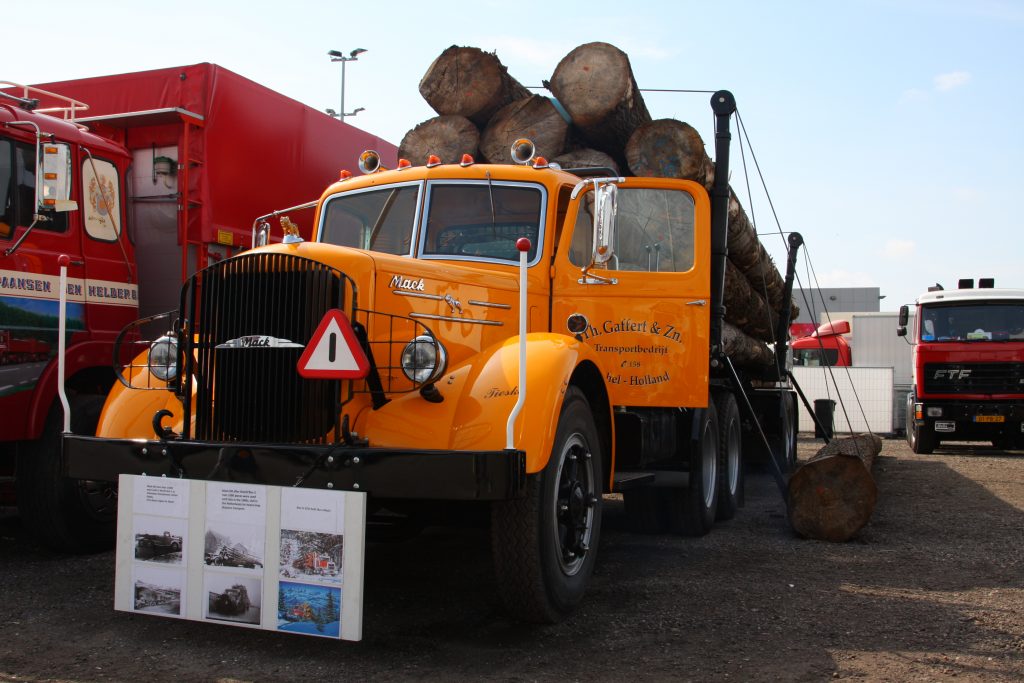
788, 454, 878, 542
418, 46, 530, 126
479, 96, 569, 164
398, 115, 479, 167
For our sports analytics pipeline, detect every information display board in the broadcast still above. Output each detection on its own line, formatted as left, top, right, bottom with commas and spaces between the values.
115, 475, 366, 641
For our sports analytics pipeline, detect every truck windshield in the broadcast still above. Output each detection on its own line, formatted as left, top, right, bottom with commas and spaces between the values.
420, 181, 542, 264
793, 348, 840, 366
920, 302, 1024, 342
319, 183, 419, 255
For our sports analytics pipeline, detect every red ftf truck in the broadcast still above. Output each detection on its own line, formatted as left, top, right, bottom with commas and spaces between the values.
899, 279, 1024, 453
0, 66, 395, 550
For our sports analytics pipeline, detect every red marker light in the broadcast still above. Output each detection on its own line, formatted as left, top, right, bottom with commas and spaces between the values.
338, 169, 352, 180
460, 153, 475, 166
426, 155, 442, 167
533, 156, 549, 169
397, 158, 411, 169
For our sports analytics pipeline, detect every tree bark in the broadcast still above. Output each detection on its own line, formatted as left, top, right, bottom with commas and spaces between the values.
724, 258, 779, 342
625, 118, 798, 321
398, 115, 479, 167
479, 96, 570, 164
625, 119, 713, 187
788, 433, 883, 542
551, 148, 619, 175
547, 42, 651, 168
721, 321, 774, 369
418, 46, 531, 127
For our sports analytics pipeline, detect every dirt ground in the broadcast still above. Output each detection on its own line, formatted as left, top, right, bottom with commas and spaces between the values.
2, 435, 1023, 682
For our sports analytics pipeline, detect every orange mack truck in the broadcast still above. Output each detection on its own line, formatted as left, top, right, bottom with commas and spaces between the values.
64, 91, 801, 623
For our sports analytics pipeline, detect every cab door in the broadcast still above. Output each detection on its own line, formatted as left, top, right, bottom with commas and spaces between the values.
551, 177, 711, 408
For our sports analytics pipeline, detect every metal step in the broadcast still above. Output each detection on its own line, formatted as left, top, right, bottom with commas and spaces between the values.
612, 471, 656, 491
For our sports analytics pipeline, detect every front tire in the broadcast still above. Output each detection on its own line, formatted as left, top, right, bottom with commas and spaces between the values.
906, 394, 936, 454
492, 387, 603, 623
16, 395, 117, 553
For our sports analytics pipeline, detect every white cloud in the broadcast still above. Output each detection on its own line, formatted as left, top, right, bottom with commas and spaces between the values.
952, 186, 982, 202
883, 239, 915, 259
478, 37, 577, 69
813, 269, 878, 288
934, 70, 971, 92
899, 88, 929, 104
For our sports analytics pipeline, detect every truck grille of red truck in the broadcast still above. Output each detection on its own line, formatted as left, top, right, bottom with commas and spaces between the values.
180, 253, 349, 444
923, 362, 1024, 395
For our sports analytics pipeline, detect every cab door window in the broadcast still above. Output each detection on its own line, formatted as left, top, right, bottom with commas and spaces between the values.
570, 187, 695, 272
0, 137, 68, 238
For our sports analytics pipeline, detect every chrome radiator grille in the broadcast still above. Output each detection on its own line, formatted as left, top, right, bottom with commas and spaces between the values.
180, 253, 348, 443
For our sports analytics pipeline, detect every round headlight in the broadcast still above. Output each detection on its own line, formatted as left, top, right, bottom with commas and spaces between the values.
400, 335, 446, 384
149, 335, 179, 382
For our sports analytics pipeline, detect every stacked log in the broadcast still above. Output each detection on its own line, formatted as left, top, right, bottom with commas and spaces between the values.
419, 46, 531, 127
397, 115, 479, 166
546, 42, 651, 170
480, 95, 570, 164
787, 433, 883, 541
401, 43, 797, 368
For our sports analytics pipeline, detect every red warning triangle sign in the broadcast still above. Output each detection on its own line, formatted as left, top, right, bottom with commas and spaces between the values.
296, 309, 370, 379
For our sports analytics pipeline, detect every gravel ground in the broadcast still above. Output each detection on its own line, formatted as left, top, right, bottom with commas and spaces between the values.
2, 435, 1023, 682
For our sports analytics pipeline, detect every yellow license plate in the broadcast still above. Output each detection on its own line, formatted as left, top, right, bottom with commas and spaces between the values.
974, 415, 1005, 423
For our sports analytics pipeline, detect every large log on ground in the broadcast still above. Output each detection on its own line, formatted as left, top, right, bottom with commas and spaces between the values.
398, 115, 479, 166
722, 321, 774, 369
547, 42, 651, 167
551, 148, 619, 175
724, 259, 778, 342
626, 118, 796, 320
788, 433, 883, 542
479, 96, 570, 164
418, 46, 531, 127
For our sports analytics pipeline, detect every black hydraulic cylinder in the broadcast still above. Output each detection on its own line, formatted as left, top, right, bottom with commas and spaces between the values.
709, 90, 736, 358
774, 231, 804, 378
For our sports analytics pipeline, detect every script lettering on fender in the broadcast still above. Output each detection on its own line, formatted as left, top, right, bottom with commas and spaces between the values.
484, 386, 519, 399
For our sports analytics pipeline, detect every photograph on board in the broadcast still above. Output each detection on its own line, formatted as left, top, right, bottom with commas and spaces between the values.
204, 520, 265, 569
278, 529, 343, 585
133, 514, 187, 564
277, 581, 341, 638
132, 565, 184, 616
204, 573, 262, 626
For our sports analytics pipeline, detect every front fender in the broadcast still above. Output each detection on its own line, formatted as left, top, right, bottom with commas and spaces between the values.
360, 333, 611, 473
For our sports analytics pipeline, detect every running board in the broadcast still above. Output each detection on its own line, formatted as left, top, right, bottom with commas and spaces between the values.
612, 471, 656, 491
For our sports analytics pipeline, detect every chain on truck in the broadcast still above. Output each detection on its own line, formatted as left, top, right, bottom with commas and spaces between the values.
58, 90, 803, 623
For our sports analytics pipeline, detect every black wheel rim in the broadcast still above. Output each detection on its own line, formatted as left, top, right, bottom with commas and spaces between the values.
76, 479, 118, 522
552, 433, 597, 576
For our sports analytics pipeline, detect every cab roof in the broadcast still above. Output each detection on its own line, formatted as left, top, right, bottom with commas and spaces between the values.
918, 288, 1024, 305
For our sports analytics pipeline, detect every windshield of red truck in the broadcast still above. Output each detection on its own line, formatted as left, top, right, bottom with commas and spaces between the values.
920, 302, 1024, 342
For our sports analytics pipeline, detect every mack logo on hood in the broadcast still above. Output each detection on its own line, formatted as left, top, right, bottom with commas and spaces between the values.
390, 274, 426, 291
216, 335, 303, 349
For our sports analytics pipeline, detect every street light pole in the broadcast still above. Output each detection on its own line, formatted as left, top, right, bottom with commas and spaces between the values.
327, 48, 367, 118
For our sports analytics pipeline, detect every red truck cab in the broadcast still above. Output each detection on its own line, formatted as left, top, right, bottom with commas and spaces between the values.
900, 280, 1024, 453
791, 319, 852, 367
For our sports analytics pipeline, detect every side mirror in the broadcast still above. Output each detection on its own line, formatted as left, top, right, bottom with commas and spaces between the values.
897, 327, 907, 337
592, 183, 617, 265
898, 304, 909, 327
40, 143, 76, 211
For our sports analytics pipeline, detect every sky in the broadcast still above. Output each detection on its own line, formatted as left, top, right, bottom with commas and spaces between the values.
8, 0, 1023, 311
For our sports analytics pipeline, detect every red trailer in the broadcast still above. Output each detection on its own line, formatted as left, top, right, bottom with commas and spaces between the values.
29, 63, 396, 318
1, 67, 395, 549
